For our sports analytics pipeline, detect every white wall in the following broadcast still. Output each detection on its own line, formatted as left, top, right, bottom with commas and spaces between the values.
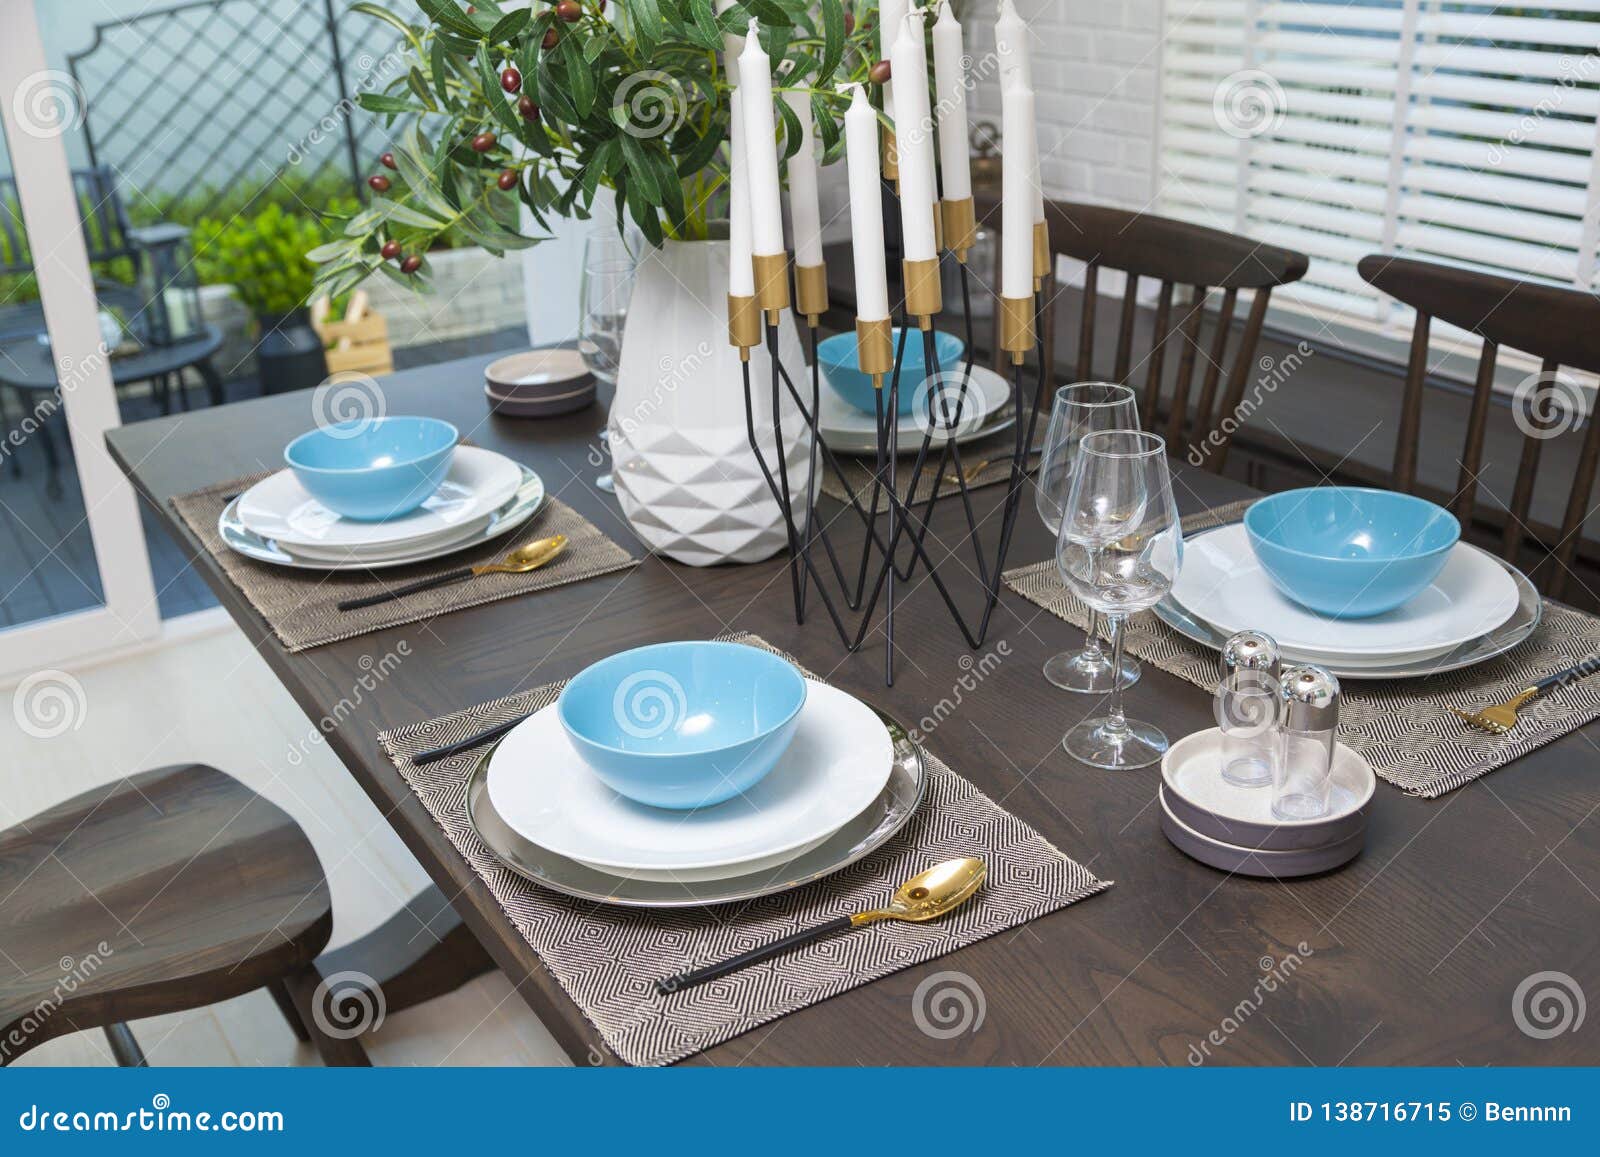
968, 0, 1162, 210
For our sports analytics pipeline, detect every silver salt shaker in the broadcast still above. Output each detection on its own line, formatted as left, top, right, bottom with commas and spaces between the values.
1274, 665, 1341, 820
1215, 630, 1281, 787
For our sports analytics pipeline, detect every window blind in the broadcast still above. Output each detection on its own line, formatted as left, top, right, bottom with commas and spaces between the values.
1159, 0, 1600, 352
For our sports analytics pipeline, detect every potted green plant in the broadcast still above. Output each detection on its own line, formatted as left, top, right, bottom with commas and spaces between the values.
196, 202, 346, 394
313, 0, 878, 562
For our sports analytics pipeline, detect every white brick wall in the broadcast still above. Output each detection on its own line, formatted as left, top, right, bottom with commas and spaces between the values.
967, 0, 1162, 211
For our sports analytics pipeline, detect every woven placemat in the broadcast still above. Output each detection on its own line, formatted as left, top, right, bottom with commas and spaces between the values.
1005, 499, 1600, 798
171, 470, 635, 652
819, 413, 1044, 508
378, 632, 1110, 1066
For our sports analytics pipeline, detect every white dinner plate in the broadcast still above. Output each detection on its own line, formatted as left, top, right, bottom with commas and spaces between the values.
817, 364, 1015, 456
485, 679, 895, 881
281, 512, 490, 564
1169, 523, 1520, 660
236, 446, 524, 552
218, 466, 545, 571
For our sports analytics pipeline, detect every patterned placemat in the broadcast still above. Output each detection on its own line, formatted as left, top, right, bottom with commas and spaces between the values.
1005, 499, 1600, 798
378, 632, 1111, 1066
818, 411, 1044, 507
171, 470, 636, 652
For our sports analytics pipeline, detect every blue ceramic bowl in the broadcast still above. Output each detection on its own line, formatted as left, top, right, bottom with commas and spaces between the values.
284, 416, 458, 521
1244, 487, 1460, 618
557, 641, 808, 810
817, 328, 966, 416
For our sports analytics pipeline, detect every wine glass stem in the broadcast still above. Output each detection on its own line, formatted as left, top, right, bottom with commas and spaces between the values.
1102, 614, 1130, 736
1082, 609, 1105, 659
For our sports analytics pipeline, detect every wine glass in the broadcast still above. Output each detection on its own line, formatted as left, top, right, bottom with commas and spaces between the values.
1034, 383, 1142, 693
579, 242, 636, 493
1057, 429, 1183, 769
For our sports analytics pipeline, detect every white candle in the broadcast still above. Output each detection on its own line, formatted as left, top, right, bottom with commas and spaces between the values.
891, 10, 937, 262
995, 0, 1046, 221
728, 93, 755, 297
843, 85, 890, 321
717, 0, 743, 81
879, 0, 908, 122
739, 21, 785, 256
1001, 77, 1036, 300
782, 91, 824, 267
931, 4, 971, 202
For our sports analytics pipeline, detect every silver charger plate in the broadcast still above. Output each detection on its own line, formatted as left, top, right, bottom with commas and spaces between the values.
819, 398, 1020, 457
1152, 523, 1542, 680
218, 466, 545, 571
465, 708, 927, 908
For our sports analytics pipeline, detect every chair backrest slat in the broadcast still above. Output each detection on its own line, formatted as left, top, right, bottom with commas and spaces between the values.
1076, 260, 1099, 381
1358, 254, 1600, 595
1210, 288, 1272, 474
1192, 287, 1238, 436
1113, 274, 1139, 383
1139, 281, 1175, 425
1166, 285, 1208, 447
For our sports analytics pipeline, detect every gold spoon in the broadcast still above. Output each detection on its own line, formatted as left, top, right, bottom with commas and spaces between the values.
336, 534, 568, 611
656, 857, 986, 995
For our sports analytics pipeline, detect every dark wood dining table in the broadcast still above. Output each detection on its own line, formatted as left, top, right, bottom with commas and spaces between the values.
106, 350, 1599, 1066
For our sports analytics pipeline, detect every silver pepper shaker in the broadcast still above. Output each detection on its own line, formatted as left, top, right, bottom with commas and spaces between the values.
1274, 665, 1341, 821
1215, 630, 1281, 787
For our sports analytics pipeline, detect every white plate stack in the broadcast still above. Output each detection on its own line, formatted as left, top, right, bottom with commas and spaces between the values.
221, 447, 544, 570
816, 364, 1016, 455
483, 680, 901, 890
1161, 523, 1533, 678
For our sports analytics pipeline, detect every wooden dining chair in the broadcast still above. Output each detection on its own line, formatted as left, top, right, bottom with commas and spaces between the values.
1357, 254, 1600, 600
978, 198, 1308, 471
0, 762, 367, 1066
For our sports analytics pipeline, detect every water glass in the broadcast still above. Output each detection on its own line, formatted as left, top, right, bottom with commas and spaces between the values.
1056, 429, 1183, 769
1035, 383, 1142, 694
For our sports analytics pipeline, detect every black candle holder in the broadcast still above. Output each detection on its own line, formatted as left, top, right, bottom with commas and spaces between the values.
740, 186, 1048, 684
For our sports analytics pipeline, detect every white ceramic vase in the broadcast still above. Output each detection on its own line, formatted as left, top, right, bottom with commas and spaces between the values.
608, 238, 813, 566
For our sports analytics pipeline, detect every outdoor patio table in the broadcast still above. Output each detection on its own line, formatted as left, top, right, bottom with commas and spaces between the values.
106, 350, 1599, 1066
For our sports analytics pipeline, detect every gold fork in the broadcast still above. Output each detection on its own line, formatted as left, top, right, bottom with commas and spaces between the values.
1450, 654, 1600, 734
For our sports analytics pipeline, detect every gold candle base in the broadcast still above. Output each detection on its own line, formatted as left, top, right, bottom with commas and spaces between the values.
728, 293, 761, 359
882, 129, 898, 183
855, 316, 893, 384
932, 202, 944, 253
752, 251, 790, 323
999, 295, 1034, 365
902, 256, 942, 329
1033, 219, 1051, 285
794, 262, 829, 328
941, 197, 976, 261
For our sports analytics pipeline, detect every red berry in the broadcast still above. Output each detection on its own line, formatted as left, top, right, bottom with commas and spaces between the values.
379, 151, 396, 170
869, 59, 891, 85
470, 131, 497, 153
844, 12, 855, 34
400, 255, 422, 274
497, 169, 518, 191
517, 94, 539, 121
556, 0, 581, 21
542, 27, 558, 50
500, 67, 521, 93
367, 174, 391, 192
380, 239, 401, 260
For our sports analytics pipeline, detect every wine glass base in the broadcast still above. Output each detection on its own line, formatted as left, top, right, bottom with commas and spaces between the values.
1043, 647, 1141, 694
1063, 716, 1168, 769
